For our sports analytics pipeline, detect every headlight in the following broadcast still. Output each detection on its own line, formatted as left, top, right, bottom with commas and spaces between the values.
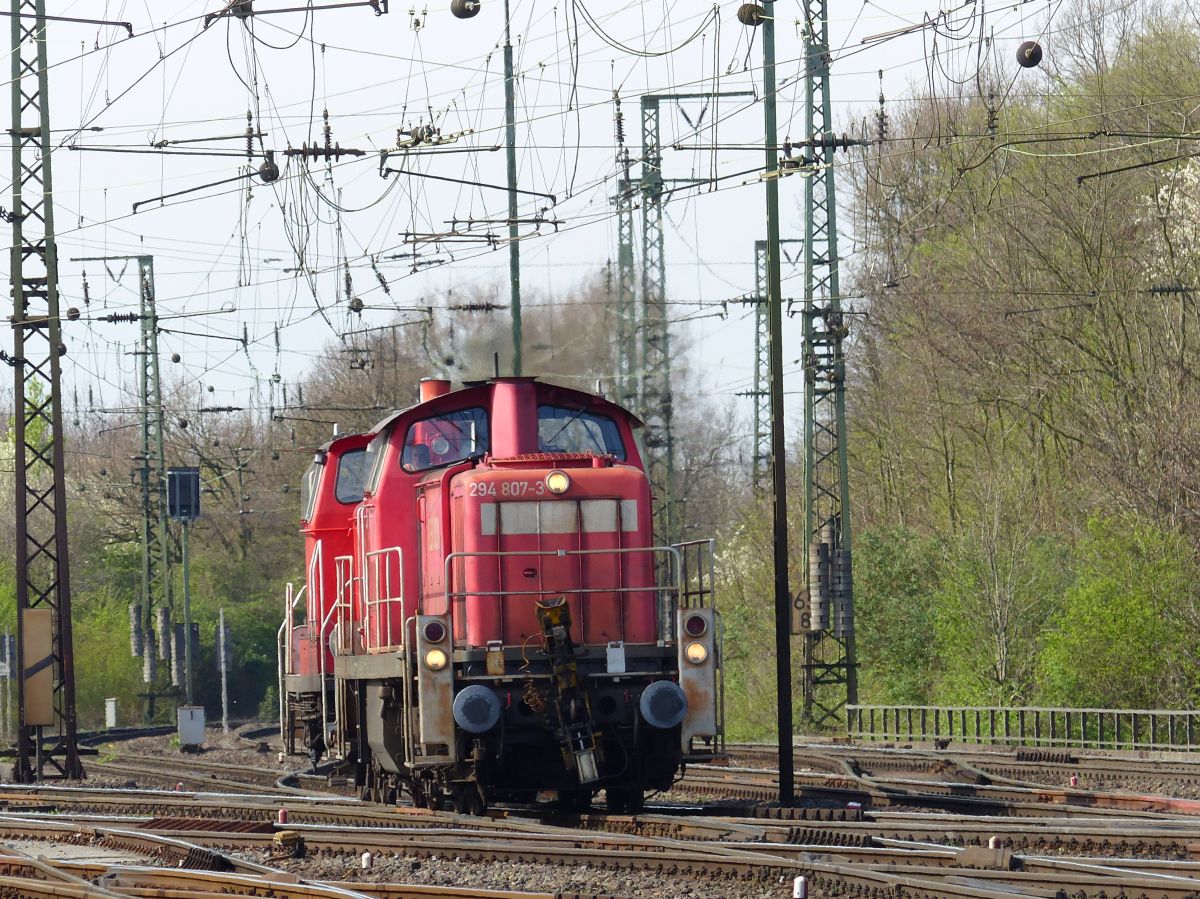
423, 620, 447, 643
424, 648, 449, 671
545, 470, 571, 494
685, 642, 708, 665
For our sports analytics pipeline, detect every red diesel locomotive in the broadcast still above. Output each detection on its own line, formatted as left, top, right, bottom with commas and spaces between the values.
280, 376, 723, 812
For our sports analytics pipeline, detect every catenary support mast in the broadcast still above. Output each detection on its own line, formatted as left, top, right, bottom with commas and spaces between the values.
748, 238, 802, 491
799, 0, 858, 727
503, 0, 522, 375
612, 95, 638, 412
638, 90, 752, 543
10, 0, 83, 781
746, 0, 796, 806
73, 255, 172, 721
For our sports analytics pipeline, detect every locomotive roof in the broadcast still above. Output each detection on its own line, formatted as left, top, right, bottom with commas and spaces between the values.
366, 377, 643, 436
316, 429, 374, 454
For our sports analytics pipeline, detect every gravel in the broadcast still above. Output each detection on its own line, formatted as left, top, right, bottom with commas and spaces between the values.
241, 848, 810, 899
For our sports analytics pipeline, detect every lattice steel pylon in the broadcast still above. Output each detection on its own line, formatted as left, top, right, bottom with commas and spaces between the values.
10, 0, 83, 780
75, 254, 173, 718
748, 238, 802, 491
799, 0, 858, 728
612, 95, 638, 412
639, 91, 752, 540
638, 94, 674, 543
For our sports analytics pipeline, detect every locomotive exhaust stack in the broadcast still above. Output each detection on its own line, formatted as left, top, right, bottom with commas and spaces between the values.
280, 376, 724, 813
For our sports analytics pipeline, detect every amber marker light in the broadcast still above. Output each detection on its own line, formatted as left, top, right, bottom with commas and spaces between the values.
424, 648, 449, 671
545, 470, 571, 494
685, 642, 709, 664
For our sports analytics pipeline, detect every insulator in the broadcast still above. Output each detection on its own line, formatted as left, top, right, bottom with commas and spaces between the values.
129, 604, 143, 658
171, 624, 185, 687
833, 549, 854, 638
1016, 40, 1042, 68
157, 607, 172, 661
450, 0, 480, 18
808, 541, 830, 632
615, 110, 625, 145
142, 633, 157, 681
736, 3, 764, 26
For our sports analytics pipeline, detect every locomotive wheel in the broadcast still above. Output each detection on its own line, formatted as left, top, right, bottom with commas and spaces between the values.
606, 787, 644, 815
361, 764, 381, 803
559, 790, 593, 813
409, 781, 430, 809
361, 763, 399, 805
450, 784, 485, 816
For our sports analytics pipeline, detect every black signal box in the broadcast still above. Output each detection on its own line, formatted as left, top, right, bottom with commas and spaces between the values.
167, 467, 201, 522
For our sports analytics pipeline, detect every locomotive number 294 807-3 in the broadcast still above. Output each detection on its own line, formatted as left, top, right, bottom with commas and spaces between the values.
467, 480, 546, 497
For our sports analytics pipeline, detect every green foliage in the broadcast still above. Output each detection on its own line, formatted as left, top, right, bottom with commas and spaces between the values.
930, 532, 1069, 706
259, 684, 278, 721
1037, 516, 1200, 708
72, 586, 145, 728
835, 7, 1200, 717
714, 500, 790, 742
852, 528, 942, 704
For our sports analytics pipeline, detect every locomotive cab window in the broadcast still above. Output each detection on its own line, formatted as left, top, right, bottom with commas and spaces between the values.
300, 461, 321, 521
402, 407, 489, 472
335, 449, 369, 504
363, 433, 387, 494
537, 405, 625, 459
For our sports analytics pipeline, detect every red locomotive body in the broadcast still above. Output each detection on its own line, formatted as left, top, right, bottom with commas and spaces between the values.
281, 377, 723, 811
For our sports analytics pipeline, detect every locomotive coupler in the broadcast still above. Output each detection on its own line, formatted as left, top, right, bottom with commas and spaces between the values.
536, 596, 602, 785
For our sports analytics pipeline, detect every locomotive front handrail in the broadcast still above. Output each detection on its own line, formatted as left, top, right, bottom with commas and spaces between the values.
334, 554, 355, 652
279, 581, 307, 744
364, 545, 406, 652
442, 545, 683, 644
317, 595, 349, 743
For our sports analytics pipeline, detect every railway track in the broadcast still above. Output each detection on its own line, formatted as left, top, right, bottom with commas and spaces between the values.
20, 730, 1200, 896
4, 800, 1200, 897
732, 740, 1200, 793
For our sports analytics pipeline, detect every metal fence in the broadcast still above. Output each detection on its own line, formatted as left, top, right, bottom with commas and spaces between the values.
847, 704, 1200, 752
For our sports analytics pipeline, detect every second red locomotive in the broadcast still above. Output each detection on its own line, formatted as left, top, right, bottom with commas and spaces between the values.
281, 376, 723, 812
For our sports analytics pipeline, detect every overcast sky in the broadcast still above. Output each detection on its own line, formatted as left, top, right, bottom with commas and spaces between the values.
22, 0, 1058, 442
